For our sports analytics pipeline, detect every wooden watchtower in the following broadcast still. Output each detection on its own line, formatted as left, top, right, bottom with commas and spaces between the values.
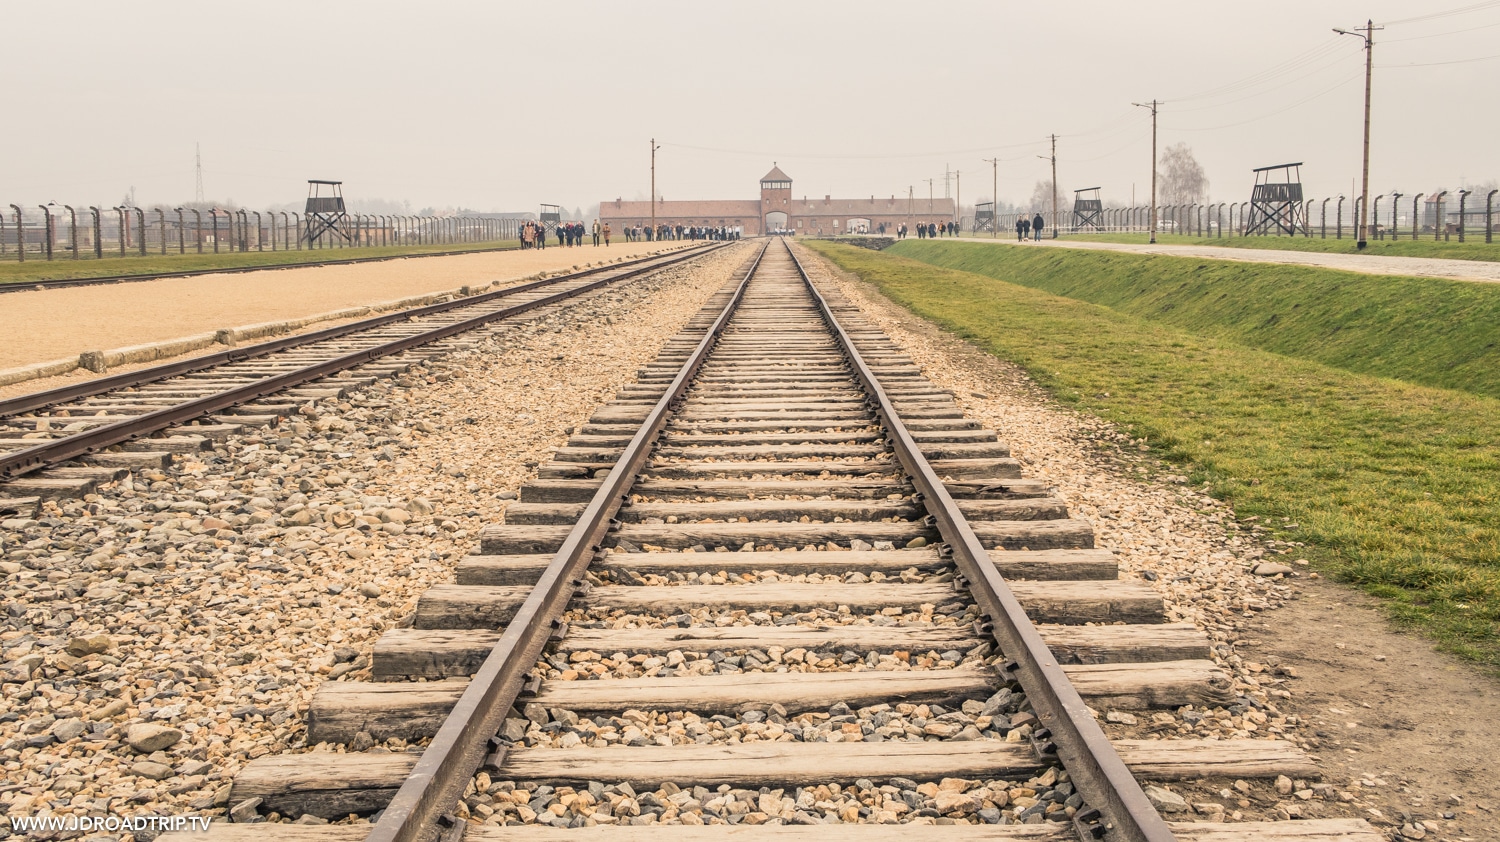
1072, 187, 1103, 231
303, 180, 351, 245
973, 201, 995, 234
1244, 163, 1306, 236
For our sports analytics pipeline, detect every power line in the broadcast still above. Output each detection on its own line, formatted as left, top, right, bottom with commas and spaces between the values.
1382, 0, 1500, 26
1162, 72, 1362, 132
1380, 51, 1500, 67
1384, 17, 1500, 41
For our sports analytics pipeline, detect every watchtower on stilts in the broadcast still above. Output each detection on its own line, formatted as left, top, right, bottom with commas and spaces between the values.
302, 180, 350, 246
1244, 163, 1306, 236
973, 201, 995, 234
539, 204, 562, 236
1072, 187, 1103, 232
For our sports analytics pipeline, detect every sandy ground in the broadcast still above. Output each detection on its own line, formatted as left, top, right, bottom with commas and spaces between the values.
0, 240, 688, 370
955, 237, 1500, 284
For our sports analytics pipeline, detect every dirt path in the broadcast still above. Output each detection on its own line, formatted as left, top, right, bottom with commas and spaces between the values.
963, 237, 1500, 284
1242, 578, 1500, 840
0, 241, 688, 369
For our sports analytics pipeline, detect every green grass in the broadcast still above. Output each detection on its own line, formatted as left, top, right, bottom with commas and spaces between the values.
887, 240, 1500, 401
1044, 231, 1500, 262
807, 239, 1500, 672
0, 241, 520, 284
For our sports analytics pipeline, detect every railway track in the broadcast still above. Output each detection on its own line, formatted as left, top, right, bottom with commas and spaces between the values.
170, 240, 1376, 842
0, 245, 718, 506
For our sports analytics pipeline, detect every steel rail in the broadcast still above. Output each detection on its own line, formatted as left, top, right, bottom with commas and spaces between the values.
364, 240, 770, 842
0, 243, 529, 294
786, 238, 1175, 842
0, 245, 713, 420
0, 245, 722, 480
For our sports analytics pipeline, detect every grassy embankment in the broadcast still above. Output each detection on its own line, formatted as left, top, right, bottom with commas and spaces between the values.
0, 240, 521, 285
806, 239, 1500, 671
1045, 231, 1500, 263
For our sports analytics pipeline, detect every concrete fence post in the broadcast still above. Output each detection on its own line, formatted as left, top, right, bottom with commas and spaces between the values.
9, 205, 22, 262
1434, 191, 1447, 241
1458, 190, 1471, 243
253, 211, 263, 251
156, 208, 167, 254
90, 207, 102, 258
292, 212, 301, 250
1487, 189, 1497, 245
134, 208, 146, 256
1412, 194, 1423, 239
209, 209, 220, 254
1373, 195, 1384, 240
174, 209, 185, 254
1336, 197, 1344, 239
64, 205, 78, 258
38, 205, 53, 260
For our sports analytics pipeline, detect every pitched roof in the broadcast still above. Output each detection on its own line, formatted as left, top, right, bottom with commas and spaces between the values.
600, 199, 761, 219
760, 164, 792, 183
789, 196, 957, 217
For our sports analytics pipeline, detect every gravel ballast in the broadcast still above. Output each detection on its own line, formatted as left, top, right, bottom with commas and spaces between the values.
0, 243, 752, 837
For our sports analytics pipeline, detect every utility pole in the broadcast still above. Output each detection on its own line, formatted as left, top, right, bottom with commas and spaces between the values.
954, 171, 961, 230
650, 138, 661, 238
1035, 135, 1058, 238
1049, 135, 1057, 238
984, 158, 999, 238
925, 178, 935, 215
1132, 100, 1159, 243
908, 186, 914, 228
1335, 21, 1380, 249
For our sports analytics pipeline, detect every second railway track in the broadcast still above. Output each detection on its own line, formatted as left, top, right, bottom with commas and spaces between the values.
0, 245, 718, 503
178, 239, 1379, 842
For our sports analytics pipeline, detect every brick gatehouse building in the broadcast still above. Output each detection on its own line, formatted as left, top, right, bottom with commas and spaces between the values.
599, 165, 957, 237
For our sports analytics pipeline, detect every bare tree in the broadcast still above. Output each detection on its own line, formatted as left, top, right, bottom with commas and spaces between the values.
1027, 180, 1063, 215
1159, 143, 1208, 206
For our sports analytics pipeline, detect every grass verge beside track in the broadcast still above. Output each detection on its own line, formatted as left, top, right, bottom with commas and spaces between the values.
806, 239, 1500, 672
1043, 231, 1500, 262
0, 240, 521, 285
889, 239, 1500, 401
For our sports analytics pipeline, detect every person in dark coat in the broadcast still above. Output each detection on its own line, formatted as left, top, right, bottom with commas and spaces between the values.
1019, 215, 1031, 241
1032, 212, 1045, 241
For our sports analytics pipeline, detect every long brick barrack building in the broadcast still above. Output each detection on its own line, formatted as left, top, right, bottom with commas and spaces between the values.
600, 165, 957, 237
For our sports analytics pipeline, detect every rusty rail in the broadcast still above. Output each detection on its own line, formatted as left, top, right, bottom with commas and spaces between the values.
0, 245, 721, 480
787, 238, 1175, 842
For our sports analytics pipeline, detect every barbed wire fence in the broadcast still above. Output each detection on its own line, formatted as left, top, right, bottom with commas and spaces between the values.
984, 188, 1498, 244
0, 205, 527, 262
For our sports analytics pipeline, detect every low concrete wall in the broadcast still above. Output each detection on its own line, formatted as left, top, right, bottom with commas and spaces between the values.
0, 281, 500, 389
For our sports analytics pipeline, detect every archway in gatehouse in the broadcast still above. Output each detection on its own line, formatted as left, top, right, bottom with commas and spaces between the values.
765, 211, 788, 235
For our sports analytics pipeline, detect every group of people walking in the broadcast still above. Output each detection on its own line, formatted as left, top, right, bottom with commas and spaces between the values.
520, 220, 612, 249
622, 224, 743, 243
1015, 213, 1047, 241
894, 220, 962, 240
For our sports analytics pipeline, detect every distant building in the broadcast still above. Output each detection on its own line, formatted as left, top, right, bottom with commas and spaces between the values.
599, 165, 956, 236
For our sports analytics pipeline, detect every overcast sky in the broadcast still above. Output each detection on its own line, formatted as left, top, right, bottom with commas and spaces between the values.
3, 0, 1497, 215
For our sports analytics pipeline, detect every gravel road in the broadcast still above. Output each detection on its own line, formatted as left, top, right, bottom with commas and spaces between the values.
999, 237, 1500, 283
